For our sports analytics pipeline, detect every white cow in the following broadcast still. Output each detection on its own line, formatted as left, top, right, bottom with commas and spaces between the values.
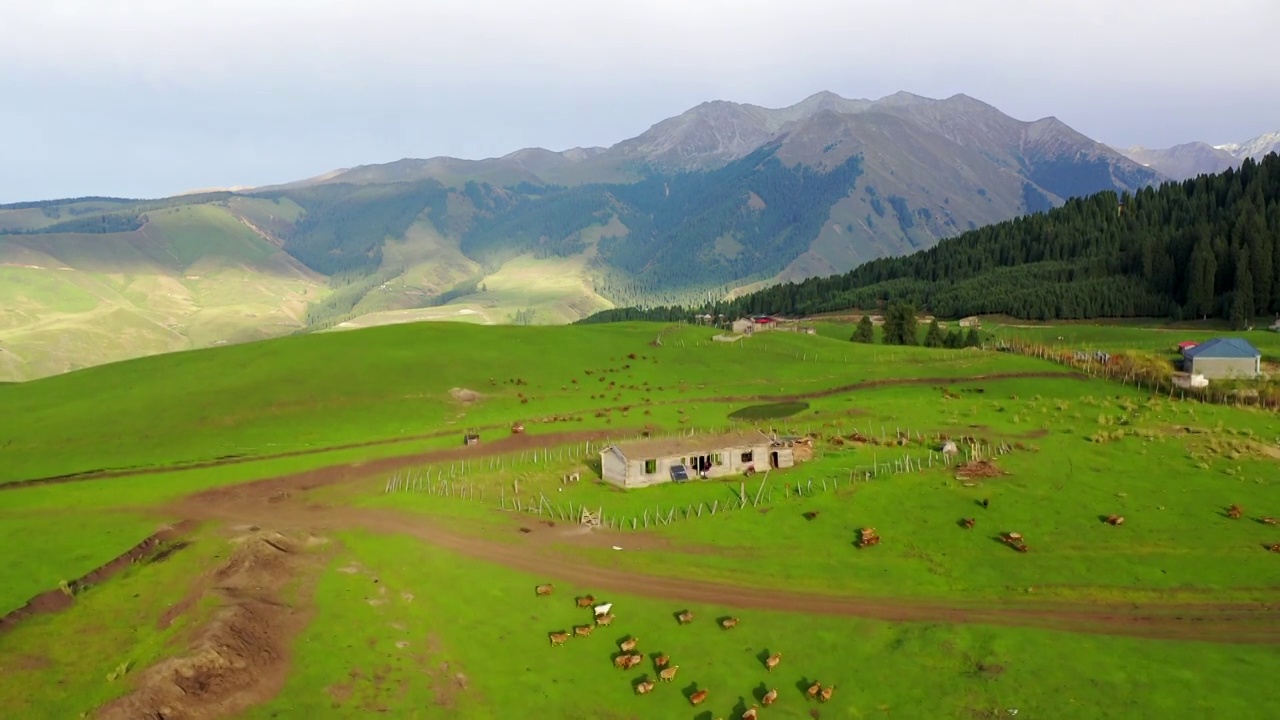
593, 602, 613, 617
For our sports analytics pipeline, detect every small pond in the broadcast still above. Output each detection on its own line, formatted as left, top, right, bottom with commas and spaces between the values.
727, 401, 810, 420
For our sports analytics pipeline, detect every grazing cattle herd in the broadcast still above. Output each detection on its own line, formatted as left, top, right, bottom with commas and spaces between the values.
538, 587, 811, 717
533, 495, 1275, 716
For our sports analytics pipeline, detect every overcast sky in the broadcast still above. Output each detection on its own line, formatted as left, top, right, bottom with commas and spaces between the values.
2, 0, 1277, 202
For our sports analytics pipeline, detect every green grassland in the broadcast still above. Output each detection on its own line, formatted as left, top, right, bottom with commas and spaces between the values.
0, 322, 1061, 484
0, 527, 226, 719
1, 320, 1277, 718
243, 533, 1274, 720
0, 203, 326, 381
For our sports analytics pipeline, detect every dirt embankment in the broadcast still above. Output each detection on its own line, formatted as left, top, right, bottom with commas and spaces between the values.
0, 520, 197, 636
96, 529, 327, 720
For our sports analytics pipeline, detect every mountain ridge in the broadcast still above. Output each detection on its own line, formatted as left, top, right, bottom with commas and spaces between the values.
1, 90, 1164, 381
1118, 130, 1280, 180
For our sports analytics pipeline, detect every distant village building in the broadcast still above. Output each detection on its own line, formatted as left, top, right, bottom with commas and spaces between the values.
1181, 338, 1262, 380
598, 430, 800, 489
958, 316, 982, 328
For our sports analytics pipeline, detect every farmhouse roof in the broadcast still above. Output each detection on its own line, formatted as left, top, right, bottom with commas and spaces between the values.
1182, 337, 1260, 360
605, 429, 774, 460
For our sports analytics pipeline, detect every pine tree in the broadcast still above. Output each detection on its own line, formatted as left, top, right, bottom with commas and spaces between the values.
1229, 246, 1254, 329
1186, 238, 1217, 319
882, 302, 919, 345
851, 315, 875, 343
924, 319, 945, 348
964, 327, 981, 347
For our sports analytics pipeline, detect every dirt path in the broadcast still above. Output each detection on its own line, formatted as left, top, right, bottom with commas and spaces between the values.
163, 474, 1280, 645
96, 529, 326, 720
5, 370, 1078, 491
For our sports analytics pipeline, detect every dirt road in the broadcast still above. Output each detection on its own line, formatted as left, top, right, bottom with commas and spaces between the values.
162, 463, 1280, 645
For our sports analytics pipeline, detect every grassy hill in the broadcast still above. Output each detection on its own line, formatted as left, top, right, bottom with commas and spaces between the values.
0, 203, 325, 380
1, 319, 1277, 717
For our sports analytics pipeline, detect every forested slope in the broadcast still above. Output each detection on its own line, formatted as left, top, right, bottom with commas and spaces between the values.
582, 153, 1280, 327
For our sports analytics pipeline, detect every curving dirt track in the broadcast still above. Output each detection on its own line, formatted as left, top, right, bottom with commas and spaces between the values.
162, 457, 1280, 646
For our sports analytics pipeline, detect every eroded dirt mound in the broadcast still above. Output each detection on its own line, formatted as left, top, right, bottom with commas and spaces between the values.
955, 460, 1006, 481
96, 531, 324, 720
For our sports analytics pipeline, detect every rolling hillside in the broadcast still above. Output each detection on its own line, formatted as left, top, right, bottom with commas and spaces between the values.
2, 91, 1164, 380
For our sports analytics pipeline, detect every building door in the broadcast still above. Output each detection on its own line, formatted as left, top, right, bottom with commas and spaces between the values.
770, 451, 779, 469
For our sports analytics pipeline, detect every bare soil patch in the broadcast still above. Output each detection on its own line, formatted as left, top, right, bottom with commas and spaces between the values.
96, 529, 327, 720
448, 387, 482, 404
0, 521, 197, 636
954, 460, 1007, 482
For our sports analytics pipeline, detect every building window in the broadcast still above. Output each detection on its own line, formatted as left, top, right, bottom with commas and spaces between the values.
713, 453, 723, 466
644, 459, 657, 474
740, 451, 753, 463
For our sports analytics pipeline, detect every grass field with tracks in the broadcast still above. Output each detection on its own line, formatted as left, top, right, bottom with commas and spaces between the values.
1, 319, 1276, 719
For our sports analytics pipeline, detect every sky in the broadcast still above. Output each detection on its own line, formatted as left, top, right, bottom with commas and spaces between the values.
2, 0, 1278, 202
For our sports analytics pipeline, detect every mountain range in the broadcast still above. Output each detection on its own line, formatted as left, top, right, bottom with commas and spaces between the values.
0, 90, 1175, 380
1117, 131, 1280, 181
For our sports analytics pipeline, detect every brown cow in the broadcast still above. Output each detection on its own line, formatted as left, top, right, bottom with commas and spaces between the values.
677, 610, 695, 624
594, 613, 614, 627
765, 652, 781, 672
1269, 543, 1280, 553
576, 594, 596, 608
720, 617, 739, 630
626, 653, 644, 670
1228, 504, 1243, 519
1262, 517, 1278, 525
1015, 543, 1029, 553
548, 631, 570, 646
659, 665, 679, 682
535, 583, 554, 596
619, 637, 639, 653
635, 679, 655, 695
654, 653, 669, 669
613, 654, 631, 669
1106, 514, 1125, 526
762, 688, 778, 706
742, 704, 759, 720
572, 625, 593, 638
819, 684, 836, 703
689, 688, 708, 706
961, 517, 976, 529
806, 681, 822, 700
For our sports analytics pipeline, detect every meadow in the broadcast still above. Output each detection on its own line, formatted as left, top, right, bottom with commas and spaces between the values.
1, 319, 1277, 719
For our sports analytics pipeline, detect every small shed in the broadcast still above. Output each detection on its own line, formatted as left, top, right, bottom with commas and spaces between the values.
598, 430, 795, 489
1182, 338, 1262, 380
1172, 372, 1209, 389
463, 433, 480, 446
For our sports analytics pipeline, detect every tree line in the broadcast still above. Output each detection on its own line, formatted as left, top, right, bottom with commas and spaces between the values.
580, 153, 1280, 329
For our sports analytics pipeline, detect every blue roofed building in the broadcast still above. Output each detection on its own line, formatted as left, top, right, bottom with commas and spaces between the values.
1181, 338, 1262, 380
